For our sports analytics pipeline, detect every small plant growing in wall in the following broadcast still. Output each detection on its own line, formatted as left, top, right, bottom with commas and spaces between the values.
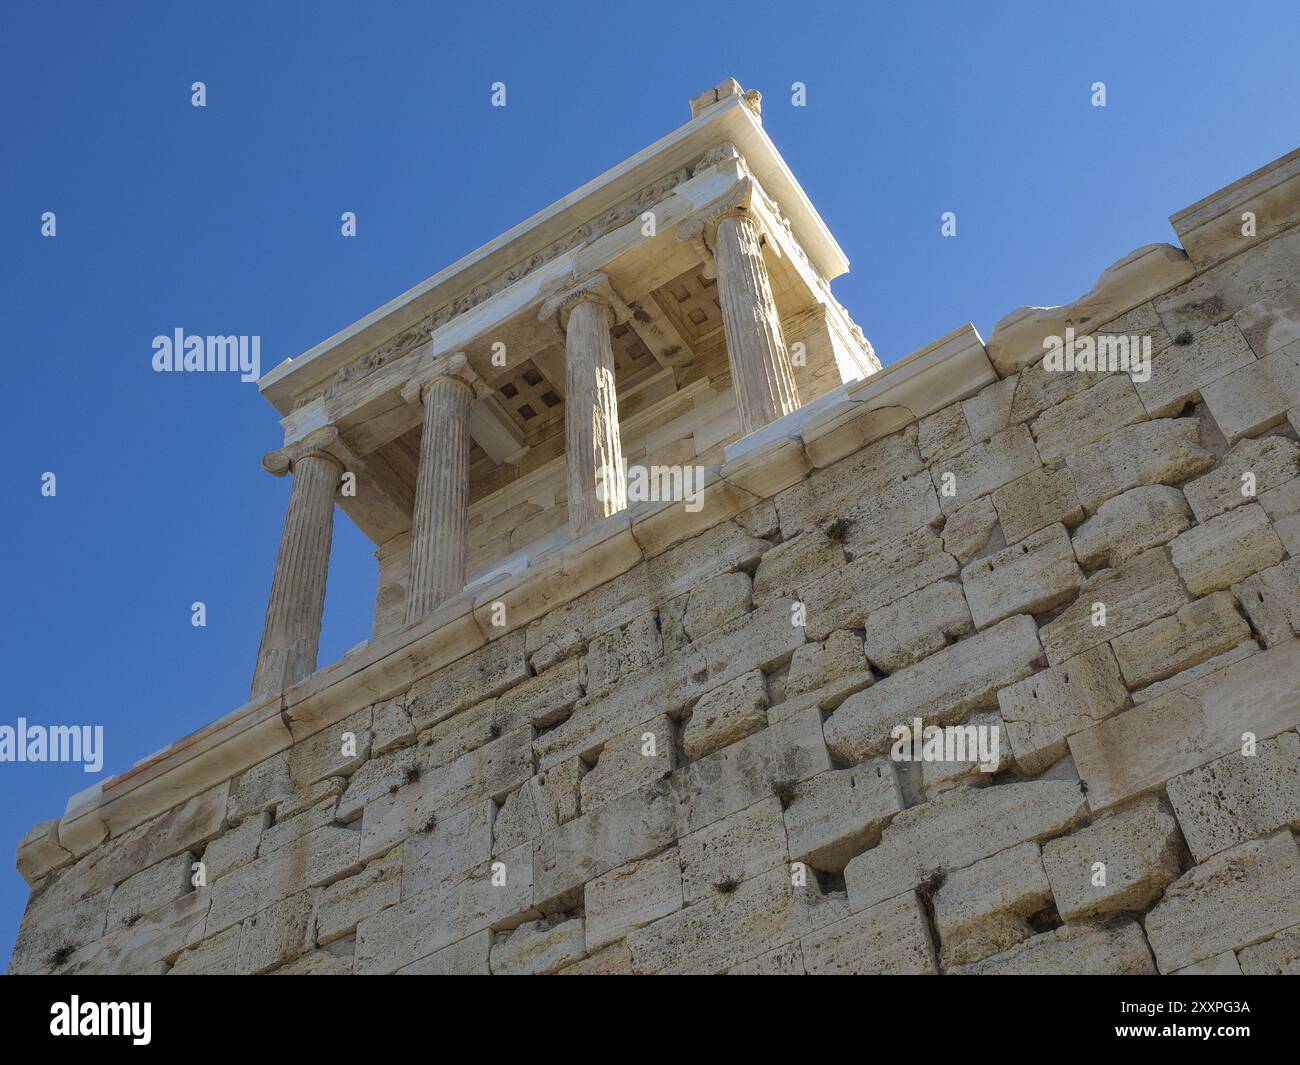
713, 877, 741, 894
46, 945, 74, 968
419, 814, 438, 834
823, 517, 854, 543
770, 779, 798, 809
1173, 329, 1194, 346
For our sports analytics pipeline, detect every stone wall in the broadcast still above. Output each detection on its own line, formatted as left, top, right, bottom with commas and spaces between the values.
11, 154, 1300, 976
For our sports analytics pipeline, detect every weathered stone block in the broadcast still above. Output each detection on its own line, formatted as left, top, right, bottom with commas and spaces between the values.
1166, 733, 1300, 861
933, 841, 1051, 967
843, 781, 1087, 913
1041, 798, 1182, 920
494, 655, 583, 731
336, 745, 415, 823
1039, 548, 1188, 665
1234, 281, 1300, 357
782, 630, 872, 710
1065, 418, 1213, 513
584, 849, 683, 951
1260, 475, 1300, 554
682, 670, 768, 759
681, 571, 752, 641
1144, 831, 1300, 974
727, 941, 805, 975
1201, 339, 1300, 442
491, 916, 585, 975
1136, 319, 1257, 416
557, 938, 635, 975
800, 891, 937, 975
1170, 502, 1285, 595
106, 852, 194, 930
1070, 638, 1300, 810
579, 713, 674, 814
940, 495, 998, 561
401, 802, 493, 898
1031, 374, 1147, 464
680, 798, 787, 904
950, 919, 1155, 974
289, 705, 372, 786
991, 466, 1085, 545
918, 711, 1012, 793
961, 523, 1081, 629
1070, 485, 1192, 568
931, 425, 1043, 513
394, 928, 491, 975
414, 699, 495, 772
227, 752, 293, 825
752, 530, 844, 604
370, 696, 414, 755
406, 629, 529, 732
862, 580, 973, 673
825, 615, 1042, 763
997, 645, 1129, 774
1112, 591, 1252, 689
584, 612, 662, 697
1233, 558, 1300, 646
316, 848, 402, 945
783, 762, 902, 871
1183, 434, 1300, 522
1237, 924, 1300, 975
237, 889, 316, 975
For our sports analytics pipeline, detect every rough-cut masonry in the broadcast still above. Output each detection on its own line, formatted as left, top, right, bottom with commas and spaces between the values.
11, 81, 1300, 974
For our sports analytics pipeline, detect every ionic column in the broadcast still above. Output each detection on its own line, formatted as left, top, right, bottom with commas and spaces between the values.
541, 275, 628, 536
712, 207, 800, 435
251, 427, 347, 699
402, 353, 488, 622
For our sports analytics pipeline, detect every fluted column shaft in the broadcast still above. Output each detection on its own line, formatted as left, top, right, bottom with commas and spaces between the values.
565, 297, 626, 535
713, 211, 800, 435
406, 373, 474, 622
251, 450, 341, 699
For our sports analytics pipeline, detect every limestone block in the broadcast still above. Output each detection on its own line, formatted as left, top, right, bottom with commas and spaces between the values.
1132, 640, 1260, 702
752, 530, 845, 604
316, 848, 402, 945
961, 523, 1081, 629
585, 612, 663, 697
227, 752, 293, 825
490, 916, 585, 975
10, 885, 110, 974
170, 924, 241, 975
1237, 924, 1300, 975
271, 946, 352, 975
1039, 548, 1188, 665
400, 802, 493, 898
1031, 374, 1147, 465
1260, 475, 1300, 554
492, 784, 538, 856
1070, 485, 1192, 568
533, 780, 677, 905
1144, 831, 1300, 973
1182, 434, 1300, 522
682, 670, 768, 759
207, 823, 361, 934
65, 891, 209, 976
1069, 639, 1300, 810
1233, 558, 1300, 647
584, 849, 683, 951
275, 776, 343, 823
991, 466, 1085, 545
415, 699, 495, 772
843, 781, 1087, 913
394, 929, 491, 974
534, 757, 584, 831
727, 942, 805, 975
289, 705, 372, 786
360, 726, 531, 859
355, 844, 534, 974
950, 919, 1155, 975
941, 495, 998, 562
370, 696, 414, 756
1172, 952, 1243, 975
557, 939, 636, 974
106, 852, 195, 929
919, 711, 1013, 794
15, 820, 72, 886
933, 841, 1051, 967
997, 645, 1130, 774
1165, 733, 1300, 861
672, 707, 831, 837
681, 571, 752, 641
406, 628, 529, 732
824, 615, 1042, 764
840, 472, 942, 557
579, 713, 674, 814
783, 630, 872, 706
1201, 339, 1300, 442
961, 376, 1018, 442
1234, 281, 1300, 357
1136, 320, 1257, 417
801, 526, 958, 640
495, 655, 583, 731
1112, 591, 1251, 689
626, 867, 811, 975
931, 425, 1043, 513
237, 889, 316, 975
1066, 417, 1213, 513
783, 762, 903, 870
862, 580, 973, 673
1009, 358, 1112, 425
1170, 502, 1285, 595
917, 402, 972, 465
736, 498, 780, 540
1041, 798, 1182, 920
336, 745, 415, 823
679, 798, 788, 905
801, 891, 937, 975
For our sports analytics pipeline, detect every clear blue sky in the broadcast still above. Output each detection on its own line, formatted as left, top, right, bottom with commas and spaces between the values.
2, 0, 1296, 961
